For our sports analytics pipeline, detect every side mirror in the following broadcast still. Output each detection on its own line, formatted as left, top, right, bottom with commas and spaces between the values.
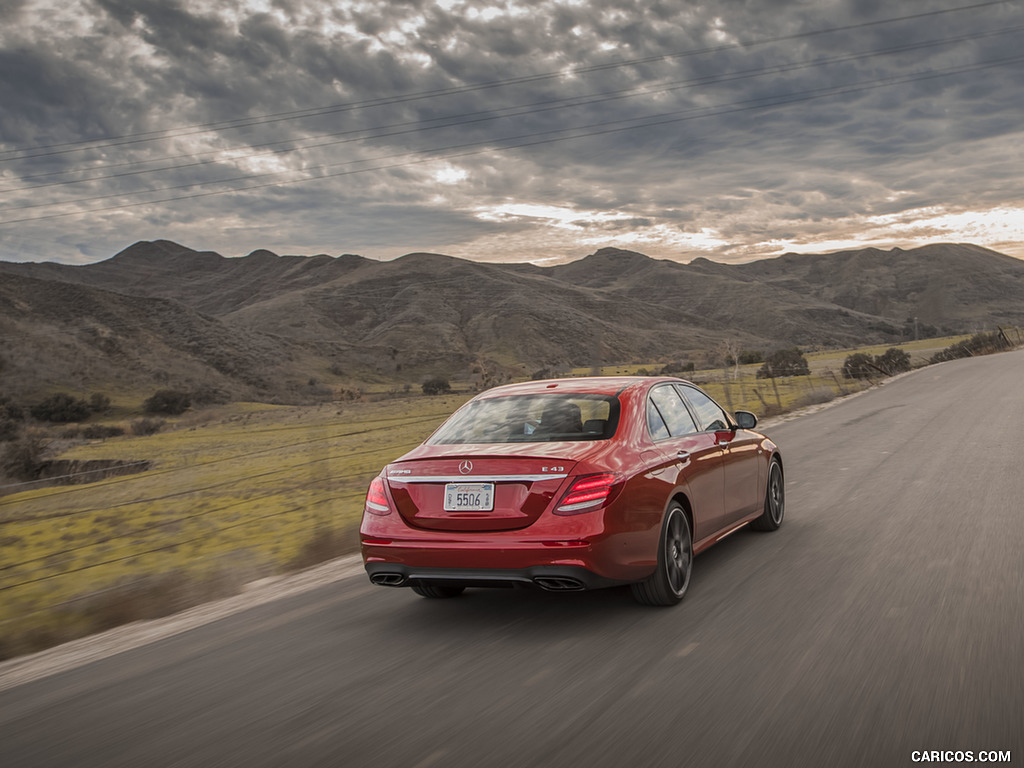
734, 410, 758, 430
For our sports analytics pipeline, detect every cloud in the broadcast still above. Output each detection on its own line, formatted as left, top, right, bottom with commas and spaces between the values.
0, 0, 1022, 264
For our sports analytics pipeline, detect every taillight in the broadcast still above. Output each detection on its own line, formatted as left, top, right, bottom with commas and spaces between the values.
365, 476, 392, 515
555, 473, 619, 515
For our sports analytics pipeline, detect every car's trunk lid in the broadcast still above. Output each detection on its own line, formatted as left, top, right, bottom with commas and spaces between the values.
385, 443, 596, 531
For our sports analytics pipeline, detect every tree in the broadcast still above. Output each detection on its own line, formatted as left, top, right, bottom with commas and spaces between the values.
143, 389, 191, 415
421, 378, 451, 396
756, 348, 810, 379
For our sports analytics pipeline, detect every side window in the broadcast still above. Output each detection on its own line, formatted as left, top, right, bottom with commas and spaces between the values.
650, 385, 699, 437
646, 397, 670, 441
678, 385, 729, 432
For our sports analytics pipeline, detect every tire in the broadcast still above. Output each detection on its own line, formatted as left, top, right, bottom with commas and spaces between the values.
411, 583, 465, 599
631, 502, 692, 606
750, 458, 784, 532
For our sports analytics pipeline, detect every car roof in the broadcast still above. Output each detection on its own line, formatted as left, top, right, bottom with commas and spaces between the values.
474, 376, 691, 398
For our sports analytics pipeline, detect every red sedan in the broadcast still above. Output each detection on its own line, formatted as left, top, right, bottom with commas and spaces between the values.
360, 376, 784, 605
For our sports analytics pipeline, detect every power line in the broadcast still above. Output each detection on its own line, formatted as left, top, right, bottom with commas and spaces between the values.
4, 24, 1019, 195
0, 0, 1009, 161
2, 52, 1021, 226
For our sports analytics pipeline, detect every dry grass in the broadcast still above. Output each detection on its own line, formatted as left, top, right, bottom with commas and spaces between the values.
0, 395, 469, 659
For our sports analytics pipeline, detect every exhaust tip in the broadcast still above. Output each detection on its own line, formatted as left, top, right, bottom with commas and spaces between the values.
534, 576, 586, 592
370, 572, 407, 587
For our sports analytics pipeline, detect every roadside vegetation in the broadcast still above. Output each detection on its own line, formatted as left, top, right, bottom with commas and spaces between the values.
0, 330, 1018, 659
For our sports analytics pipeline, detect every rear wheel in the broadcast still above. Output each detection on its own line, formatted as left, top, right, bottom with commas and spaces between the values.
750, 459, 784, 532
411, 583, 466, 599
631, 502, 692, 606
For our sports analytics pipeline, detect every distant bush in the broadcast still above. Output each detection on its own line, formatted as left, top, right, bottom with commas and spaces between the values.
0, 432, 47, 481
0, 397, 23, 421
929, 331, 1010, 363
421, 378, 451, 396
0, 418, 20, 443
726, 350, 764, 366
143, 389, 191, 415
756, 348, 810, 379
660, 361, 695, 374
531, 368, 552, 380
131, 418, 165, 436
190, 385, 229, 406
59, 425, 81, 440
89, 393, 112, 413
30, 393, 91, 423
82, 425, 125, 440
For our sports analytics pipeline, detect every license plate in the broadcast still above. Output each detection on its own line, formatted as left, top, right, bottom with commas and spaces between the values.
444, 483, 494, 511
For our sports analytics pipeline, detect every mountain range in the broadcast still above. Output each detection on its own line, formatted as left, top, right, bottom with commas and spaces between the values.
1, 240, 1022, 402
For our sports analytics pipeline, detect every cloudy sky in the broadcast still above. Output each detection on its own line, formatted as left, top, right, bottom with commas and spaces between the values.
1, 0, 1022, 265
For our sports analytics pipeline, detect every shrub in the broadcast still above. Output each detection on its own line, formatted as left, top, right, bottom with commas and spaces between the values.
143, 389, 191, 415
82, 425, 125, 439
756, 348, 810, 378
59, 425, 81, 440
190, 385, 229, 406
89, 393, 112, 413
0, 418, 20, 443
531, 368, 552, 380
0, 397, 24, 421
660, 361, 695, 374
0, 432, 47, 481
131, 417, 165, 436
929, 332, 1009, 363
738, 350, 764, 365
875, 348, 912, 375
30, 393, 91, 423
842, 352, 877, 380
422, 377, 451, 396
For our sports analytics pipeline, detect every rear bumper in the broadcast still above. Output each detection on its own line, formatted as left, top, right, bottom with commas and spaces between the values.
364, 561, 625, 591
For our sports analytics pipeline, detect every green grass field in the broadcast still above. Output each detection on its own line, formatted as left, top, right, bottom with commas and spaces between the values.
0, 332, 993, 656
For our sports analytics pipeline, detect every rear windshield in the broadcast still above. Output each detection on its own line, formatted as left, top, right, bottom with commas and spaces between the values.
428, 393, 621, 444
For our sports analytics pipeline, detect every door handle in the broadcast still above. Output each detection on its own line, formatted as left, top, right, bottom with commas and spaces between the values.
717, 440, 730, 449
676, 450, 691, 463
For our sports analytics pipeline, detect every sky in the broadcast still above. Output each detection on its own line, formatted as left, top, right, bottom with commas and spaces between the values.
0, 0, 1022, 266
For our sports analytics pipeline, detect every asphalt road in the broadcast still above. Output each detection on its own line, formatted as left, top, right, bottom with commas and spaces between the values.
2, 350, 1023, 768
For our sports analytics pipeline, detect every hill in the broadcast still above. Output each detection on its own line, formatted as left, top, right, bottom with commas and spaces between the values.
1, 240, 1021, 402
